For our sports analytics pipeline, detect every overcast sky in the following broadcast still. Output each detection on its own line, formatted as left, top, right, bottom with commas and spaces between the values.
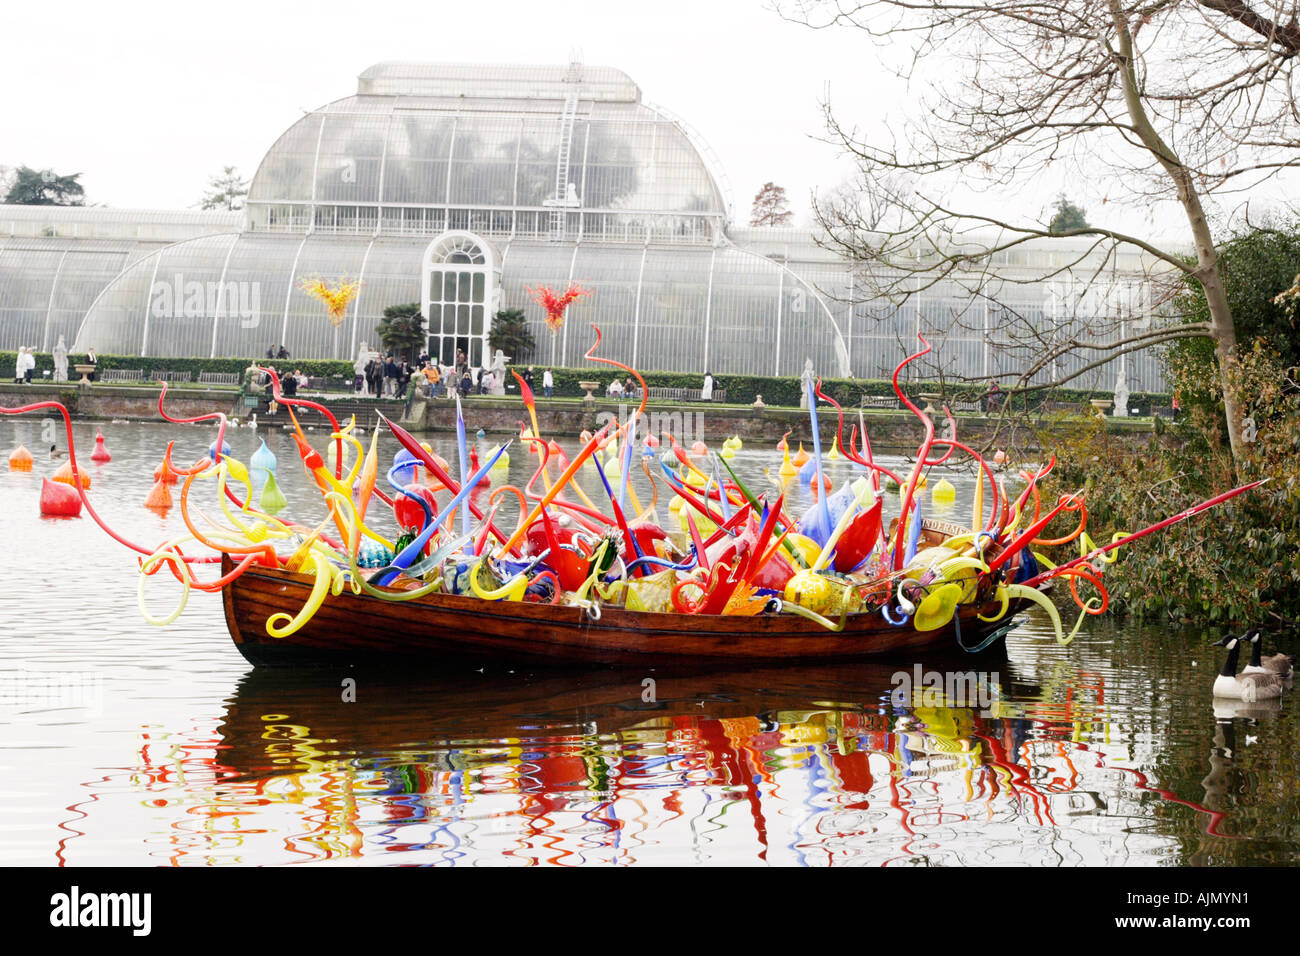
0, 0, 931, 223
5, 0, 1289, 242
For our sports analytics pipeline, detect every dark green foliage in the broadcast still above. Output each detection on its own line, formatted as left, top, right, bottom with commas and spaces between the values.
3, 166, 85, 205
488, 309, 536, 362
1171, 221, 1300, 372
502, 364, 1133, 408
1167, 219, 1300, 436
0, 352, 356, 385
374, 303, 426, 362
2, 351, 1141, 410
1047, 195, 1088, 234
1040, 345, 1300, 627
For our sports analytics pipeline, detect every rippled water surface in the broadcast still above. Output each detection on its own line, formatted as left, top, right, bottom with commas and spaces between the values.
1, 417, 1297, 866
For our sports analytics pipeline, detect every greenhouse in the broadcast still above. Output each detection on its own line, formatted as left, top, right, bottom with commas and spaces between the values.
1, 61, 1168, 390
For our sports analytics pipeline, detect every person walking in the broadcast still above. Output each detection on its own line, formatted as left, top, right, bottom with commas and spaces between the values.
543, 368, 554, 399
18, 347, 35, 384
986, 380, 1002, 413
701, 371, 714, 401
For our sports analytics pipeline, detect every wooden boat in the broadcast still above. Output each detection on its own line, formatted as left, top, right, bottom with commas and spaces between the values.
221, 547, 1033, 669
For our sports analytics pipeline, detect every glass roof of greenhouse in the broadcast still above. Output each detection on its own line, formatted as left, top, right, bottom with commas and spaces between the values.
356, 62, 643, 102
246, 62, 729, 236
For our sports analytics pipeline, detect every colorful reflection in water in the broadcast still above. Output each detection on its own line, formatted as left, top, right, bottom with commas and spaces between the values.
46, 652, 1271, 867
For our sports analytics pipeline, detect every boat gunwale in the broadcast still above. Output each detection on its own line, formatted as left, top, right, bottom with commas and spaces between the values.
222, 554, 1023, 641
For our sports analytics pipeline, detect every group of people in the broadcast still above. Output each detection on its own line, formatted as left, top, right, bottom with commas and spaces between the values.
279, 369, 308, 397
265, 344, 291, 360
389, 353, 559, 401
605, 375, 639, 399
359, 354, 412, 399
12, 347, 38, 384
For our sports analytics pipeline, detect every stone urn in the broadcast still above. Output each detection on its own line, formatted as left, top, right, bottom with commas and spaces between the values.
919, 392, 943, 415
578, 380, 600, 402
1090, 398, 1113, 417
73, 363, 96, 385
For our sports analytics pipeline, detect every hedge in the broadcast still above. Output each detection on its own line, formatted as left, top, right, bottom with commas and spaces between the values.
1, 352, 355, 386
505, 364, 1168, 411
1, 351, 1168, 411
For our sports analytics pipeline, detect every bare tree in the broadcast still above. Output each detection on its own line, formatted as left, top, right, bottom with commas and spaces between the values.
783, 0, 1300, 468
817, 169, 914, 232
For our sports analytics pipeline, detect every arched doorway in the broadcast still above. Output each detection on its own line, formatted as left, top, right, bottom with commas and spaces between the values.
421, 231, 501, 368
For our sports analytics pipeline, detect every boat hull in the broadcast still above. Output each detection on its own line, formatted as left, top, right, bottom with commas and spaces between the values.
222, 557, 1024, 668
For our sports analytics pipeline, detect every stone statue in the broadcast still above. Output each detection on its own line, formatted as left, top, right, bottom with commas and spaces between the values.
1113, 371, 1130, 418
799, 358, 815, 409
244, 363, 266, 393
490, 348, 509, 397
53, 336, 68, 383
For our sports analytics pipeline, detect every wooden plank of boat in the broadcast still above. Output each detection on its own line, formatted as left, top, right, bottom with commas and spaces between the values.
221, 554, 1027, 668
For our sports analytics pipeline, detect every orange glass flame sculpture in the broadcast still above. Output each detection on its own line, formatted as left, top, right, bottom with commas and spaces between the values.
298, 275, 363, 328
527, 283, 591, 333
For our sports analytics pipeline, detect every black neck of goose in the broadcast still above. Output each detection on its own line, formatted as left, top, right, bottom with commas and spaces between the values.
1249, 637, 1262, 668
1220, 641, 1242, 678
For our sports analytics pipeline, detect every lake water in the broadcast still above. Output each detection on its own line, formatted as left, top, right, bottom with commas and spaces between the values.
1, 415, 1296, 867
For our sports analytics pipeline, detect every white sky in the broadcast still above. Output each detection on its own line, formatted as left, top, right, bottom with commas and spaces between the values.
4, 0, 1289, 241
0, 0, 923, 223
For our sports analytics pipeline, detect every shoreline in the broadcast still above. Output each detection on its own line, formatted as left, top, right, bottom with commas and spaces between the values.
0, 381, 1159, 452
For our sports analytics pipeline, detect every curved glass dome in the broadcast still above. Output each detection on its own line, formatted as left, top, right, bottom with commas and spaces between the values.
246, 62, 728, 244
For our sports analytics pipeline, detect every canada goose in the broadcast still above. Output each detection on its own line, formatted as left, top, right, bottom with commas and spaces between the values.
1241, 629, 1294, 679
1211, 635, 1287, 701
